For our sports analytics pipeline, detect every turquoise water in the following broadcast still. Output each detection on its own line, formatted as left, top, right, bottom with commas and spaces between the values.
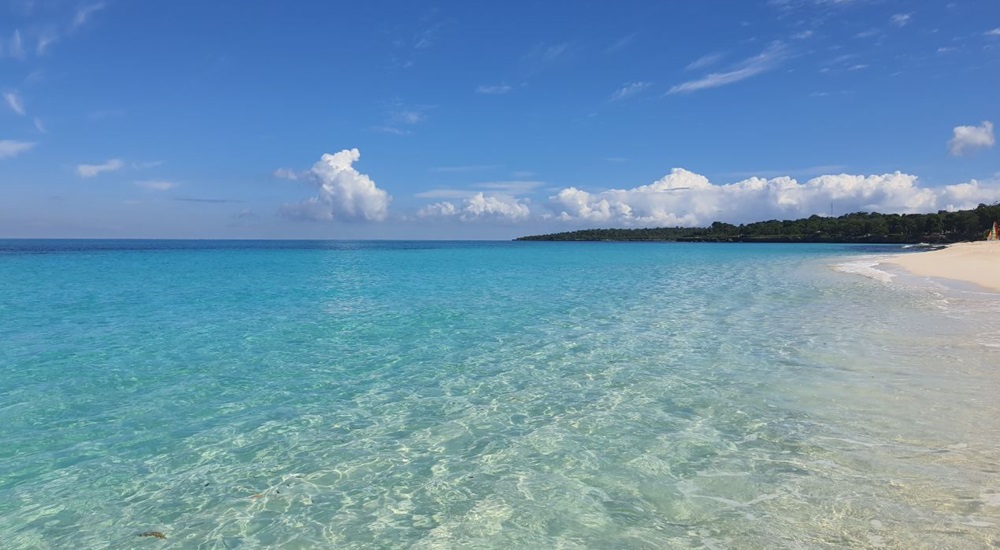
1, 240, 999, 549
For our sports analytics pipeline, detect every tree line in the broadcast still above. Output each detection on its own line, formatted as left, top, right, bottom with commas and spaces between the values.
516, 203, 1000, 243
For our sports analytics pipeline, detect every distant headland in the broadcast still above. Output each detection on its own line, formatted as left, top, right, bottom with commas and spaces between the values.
516, 203, 1000, 244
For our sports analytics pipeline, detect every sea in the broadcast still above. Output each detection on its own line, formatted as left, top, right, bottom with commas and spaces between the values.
1, 240, 999, 549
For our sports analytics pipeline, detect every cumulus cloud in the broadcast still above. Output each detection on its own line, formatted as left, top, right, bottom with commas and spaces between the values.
408, 167, 1000, 228
938, 178, 1000, 210
948, 121, 994, 156
76, 158, 124, 177
669, 42, 788, 94
3, 92, 26, 115
282, 148, 391, 222
418, 193, 531, 222
547, 169, 984, 227
0, 139, 35, 159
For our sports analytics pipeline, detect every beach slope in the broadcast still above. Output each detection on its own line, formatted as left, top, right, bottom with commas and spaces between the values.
884, 241, 1000, 292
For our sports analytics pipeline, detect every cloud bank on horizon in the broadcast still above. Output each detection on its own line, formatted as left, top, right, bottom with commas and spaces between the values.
548, 169, 1000, 228
281, 148, 1000, 230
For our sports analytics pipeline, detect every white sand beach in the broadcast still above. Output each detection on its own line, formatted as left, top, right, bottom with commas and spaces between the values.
884, 241, 1000, 292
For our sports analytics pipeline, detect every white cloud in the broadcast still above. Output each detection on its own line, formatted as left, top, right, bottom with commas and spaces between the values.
610, 81, 651, 101
986, 28, 1000, 37
413, 22, 445, 50
408, 167, 1000, 228
272, 168, 302, 180
36, 30, 57, 55
685, 53, 724, 71
476, 84, 512, 95
72, 2, 106, 29
2, 30, 26, 59
417, 201, 459, 217
669, 42, 788, 94
890, 13, 912, 27
135, 180, 176, 191
0, 139, 35, 159
418, 192, 531, 222
393, 110, 425, 125
606, 33, 638, 53
76, 158, 124, 178
33, 117, 45, 133
462, 193, 531, 221
948, 121, 994, 156
548, 169, 961, 227
4, 92, 26, 115
792, 30, 814, 39
939, 178, 1000, 210
376, 102, 432, 134
370, 126, 410, 135
282, 148, 391, 222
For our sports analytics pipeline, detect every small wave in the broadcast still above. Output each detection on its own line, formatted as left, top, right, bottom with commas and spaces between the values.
833, 258, 895, 283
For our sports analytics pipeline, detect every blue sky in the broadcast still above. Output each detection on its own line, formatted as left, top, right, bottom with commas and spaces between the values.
1, 0, 998, 239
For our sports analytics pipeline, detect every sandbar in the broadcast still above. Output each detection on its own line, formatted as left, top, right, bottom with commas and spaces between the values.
884, 241, 1000, 293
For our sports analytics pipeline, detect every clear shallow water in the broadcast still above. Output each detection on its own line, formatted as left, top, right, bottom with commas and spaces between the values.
1, 240, 999, 549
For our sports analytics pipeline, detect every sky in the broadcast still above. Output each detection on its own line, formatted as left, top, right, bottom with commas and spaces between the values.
1, 0, 998, 239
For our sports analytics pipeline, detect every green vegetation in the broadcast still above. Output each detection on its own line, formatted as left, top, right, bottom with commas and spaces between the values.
517, 203, 1000, 243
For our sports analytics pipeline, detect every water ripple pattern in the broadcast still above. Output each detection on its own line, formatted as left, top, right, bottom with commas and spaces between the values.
1, 240, 998, 549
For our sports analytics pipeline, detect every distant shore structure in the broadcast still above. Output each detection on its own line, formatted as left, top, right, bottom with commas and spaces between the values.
988, 222, 1000, 241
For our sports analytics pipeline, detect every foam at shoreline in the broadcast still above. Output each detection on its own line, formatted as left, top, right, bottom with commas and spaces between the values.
832, 257, 896, 283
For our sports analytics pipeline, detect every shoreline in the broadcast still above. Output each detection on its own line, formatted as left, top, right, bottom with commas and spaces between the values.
882, 241, 1000, 293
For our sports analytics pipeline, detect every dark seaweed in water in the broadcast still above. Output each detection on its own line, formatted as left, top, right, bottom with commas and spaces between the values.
138, 531, 166, 539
